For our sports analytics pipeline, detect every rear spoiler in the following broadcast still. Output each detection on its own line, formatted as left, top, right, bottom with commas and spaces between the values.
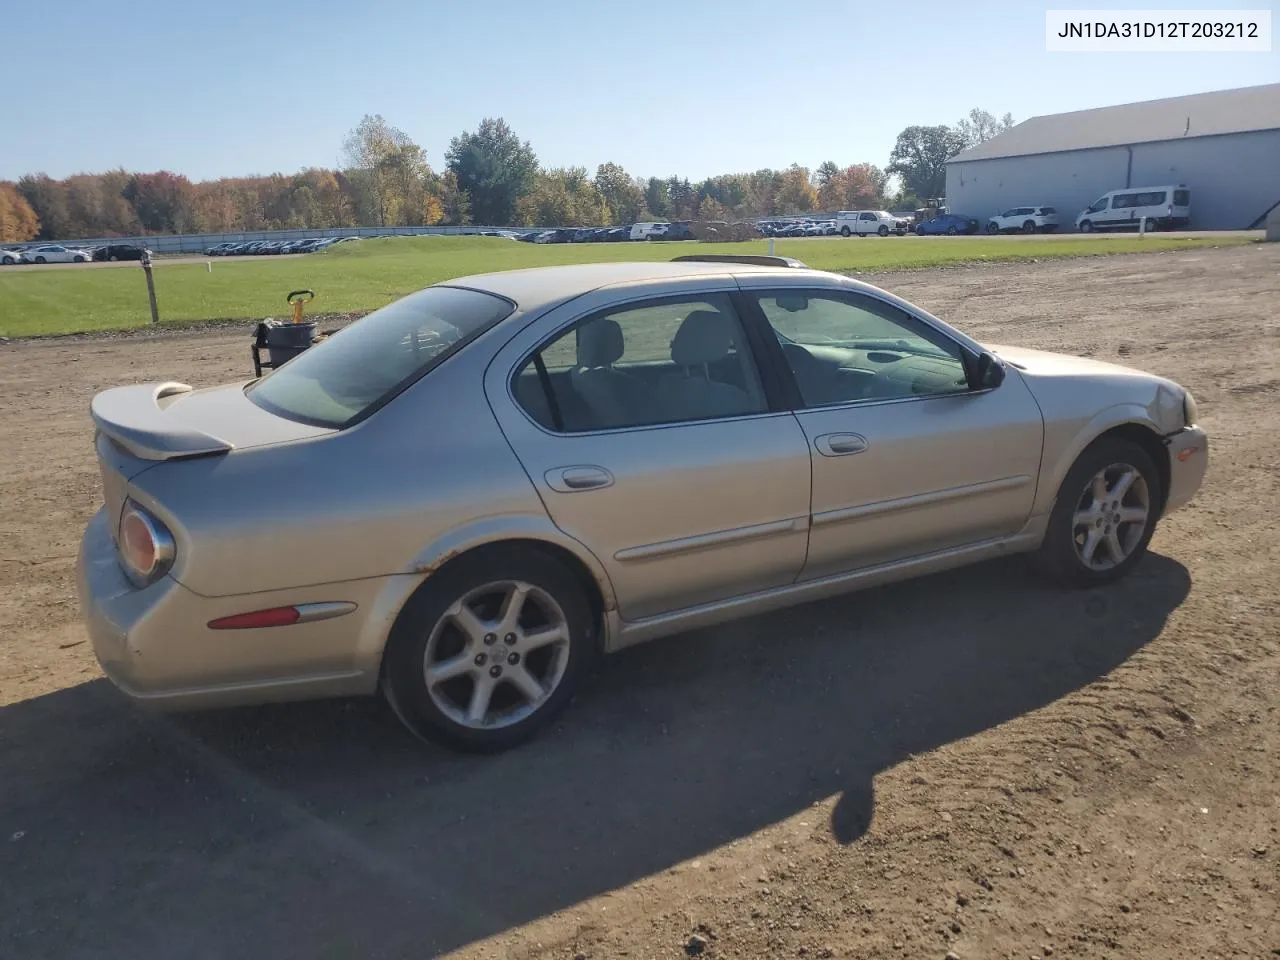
90, 381, 233, 461
671, 254, 809, 268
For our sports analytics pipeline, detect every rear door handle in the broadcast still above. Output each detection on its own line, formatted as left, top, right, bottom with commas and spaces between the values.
814, 433, 868, 457
545, 466, 615, 492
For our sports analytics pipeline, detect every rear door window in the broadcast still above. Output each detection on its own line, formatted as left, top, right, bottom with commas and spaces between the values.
248, 285, 515, 428
513, 294, 766, 432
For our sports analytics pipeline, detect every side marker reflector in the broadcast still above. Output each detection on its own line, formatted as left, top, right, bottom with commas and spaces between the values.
208, 602, 356, 630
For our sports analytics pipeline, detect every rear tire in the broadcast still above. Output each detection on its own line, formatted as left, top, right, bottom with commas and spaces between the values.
1022, 220, 1036, 234
1035, 437, 1161, 588
34, 256, 46, 263
840, 226, 851, 237
381, 544, 596, 752
946, 226, 957, 236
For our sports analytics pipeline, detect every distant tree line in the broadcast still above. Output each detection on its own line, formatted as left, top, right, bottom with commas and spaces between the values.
0, 109, 1012, 243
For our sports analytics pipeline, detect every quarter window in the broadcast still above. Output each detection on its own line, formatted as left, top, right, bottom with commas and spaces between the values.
513, 294, 767, 432
754, 292, 971, 407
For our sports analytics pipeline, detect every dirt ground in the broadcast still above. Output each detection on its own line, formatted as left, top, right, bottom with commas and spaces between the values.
1, 244, 1277, 960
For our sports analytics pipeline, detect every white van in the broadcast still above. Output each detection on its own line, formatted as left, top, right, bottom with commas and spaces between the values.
835, 210, 906, 237
629, 222, 670, 240
1076, 185, 1191, 233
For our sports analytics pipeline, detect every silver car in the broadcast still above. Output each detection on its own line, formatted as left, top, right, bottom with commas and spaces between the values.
78, 255, 1208, 751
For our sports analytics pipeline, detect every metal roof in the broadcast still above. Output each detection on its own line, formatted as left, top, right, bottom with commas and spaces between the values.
949, 83, 1280, 163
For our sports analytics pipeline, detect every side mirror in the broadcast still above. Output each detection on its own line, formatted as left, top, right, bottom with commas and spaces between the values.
973, 351, 1006, 389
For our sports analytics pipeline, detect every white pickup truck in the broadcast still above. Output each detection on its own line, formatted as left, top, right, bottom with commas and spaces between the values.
835, 210, 907, 237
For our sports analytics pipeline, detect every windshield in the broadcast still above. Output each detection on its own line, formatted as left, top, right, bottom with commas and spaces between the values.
247, 285, 515, 428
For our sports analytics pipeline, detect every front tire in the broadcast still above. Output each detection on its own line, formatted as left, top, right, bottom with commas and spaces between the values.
1035, 437, 1161, 588
381, 545, 595, 752
877, 225, 889, 237
1079, 220, 1094, 233
986, 222, 1000, 235
946, 226, 957, 236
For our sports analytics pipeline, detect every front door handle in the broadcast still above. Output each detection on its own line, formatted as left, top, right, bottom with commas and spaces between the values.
545, 465, 615, 492
814, 432, 868, 457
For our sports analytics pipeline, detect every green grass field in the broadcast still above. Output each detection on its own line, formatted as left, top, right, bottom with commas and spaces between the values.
0, 233, 1256, 337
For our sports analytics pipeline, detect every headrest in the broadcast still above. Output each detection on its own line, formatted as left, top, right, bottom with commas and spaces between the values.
671, 310, 735, 366
576, 318, 624, 367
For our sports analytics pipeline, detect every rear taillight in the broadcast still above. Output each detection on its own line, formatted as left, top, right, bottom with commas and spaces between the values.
118, 499, 175, 587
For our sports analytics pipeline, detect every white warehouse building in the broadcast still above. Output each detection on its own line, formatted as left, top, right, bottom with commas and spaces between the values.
945, 83, 1280, 232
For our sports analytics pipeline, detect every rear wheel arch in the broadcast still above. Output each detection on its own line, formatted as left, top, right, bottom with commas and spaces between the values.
398, 533, 613, 654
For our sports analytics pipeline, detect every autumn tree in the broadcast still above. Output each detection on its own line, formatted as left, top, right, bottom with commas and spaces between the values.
742, 169, 783, 217
593, 163, 645, 225
774, 165, 818, 214
446, 118, 538, 226
16, 175, 71, 240
955, 108, 1014, 148
817, 163, 888, 211
342, 114, 430, 227
519, 167, 607, 227
124, 172, 196, 233
0, 183, 40, 242
888, 125, 967, 200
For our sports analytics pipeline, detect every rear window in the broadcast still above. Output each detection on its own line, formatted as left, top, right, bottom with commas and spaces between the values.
247, 286, 515, 428
1039, 207, 1056, 214
1173, 189, 1190, 206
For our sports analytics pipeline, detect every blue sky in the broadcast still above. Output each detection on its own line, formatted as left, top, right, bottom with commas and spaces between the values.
1, 0, 1275, 183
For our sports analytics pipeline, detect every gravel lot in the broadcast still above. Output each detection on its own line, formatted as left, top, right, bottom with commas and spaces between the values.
1, 244, 1277, 960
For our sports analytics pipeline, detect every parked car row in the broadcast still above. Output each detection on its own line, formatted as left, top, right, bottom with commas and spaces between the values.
759, 220, 839, 237
204, 236, 360, 256
518, 227, 633, 244
0, 243, 96, 264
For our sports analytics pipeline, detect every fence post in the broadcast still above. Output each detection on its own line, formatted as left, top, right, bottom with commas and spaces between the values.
768, 238, 776, 256
140, 249, 160, 324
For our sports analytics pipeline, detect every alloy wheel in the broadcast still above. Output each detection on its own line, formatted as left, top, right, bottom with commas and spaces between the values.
1071, 463, 1151, 571
422, 579, 570, 730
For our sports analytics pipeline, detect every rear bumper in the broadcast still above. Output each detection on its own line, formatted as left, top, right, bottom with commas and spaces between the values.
1164, 426, 1208, 515
77, 507, 381, 711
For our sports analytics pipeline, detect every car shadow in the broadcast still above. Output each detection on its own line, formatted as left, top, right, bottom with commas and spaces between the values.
0, 554, 1190, 960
